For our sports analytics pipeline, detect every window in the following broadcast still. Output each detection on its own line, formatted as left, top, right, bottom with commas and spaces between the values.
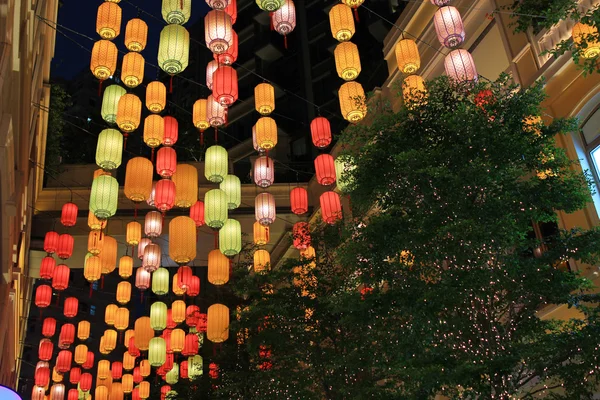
578, 105, 600, 216
90, 305, 96, 316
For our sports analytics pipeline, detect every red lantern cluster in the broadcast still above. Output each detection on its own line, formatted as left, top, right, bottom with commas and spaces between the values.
290, 187, 308, 215
61, 202, 78, 227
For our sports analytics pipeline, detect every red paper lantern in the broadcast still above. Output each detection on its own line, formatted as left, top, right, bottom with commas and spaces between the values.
52, 264, 70, 291
59, 323, 75, 349
82, 351, 94, 370
69, 367, 81, 384
35, 285, 53, 308
79, 372, 93, 392
128, 337, 140, 357
310, 117, 332, 148
161, 386, 172, 400
209, 362, 219, 379
42, 317, 57, 337
177, 266, 193, 289
290, 187, 308, 215
68, 389, 79, 400
224, 0, 237, 24
44, 231, 60, 254
112, 361, 123, 380
132, 387, 140, 400
180, 360, 189, 379
186, 305, 200, 326
35, 366, 50, 387
196, 313, 207, 332
320, 191, 342, 224
167, 309, 177, 329
38, 339, 53, 361
40, 256, 56, 280
163, 116, 179, 146
135, 267, 151, 291
212, 65, 238, 106
314, 154, 336, 185
64, 297, 79, 318
56, 350, 73, 373
187, 276, 200, 297
57, 234, 74, 259
163, 329, 173, 354
190, 201, 205, 227
156, 146, 177, 178
163, 353, 174, 372
293, 222, 311, 250
214, 30, 238, 65
182, 333, 199, 356
133, 367, 142, 384
155, 179, 176, 212
61, 203, 78, 227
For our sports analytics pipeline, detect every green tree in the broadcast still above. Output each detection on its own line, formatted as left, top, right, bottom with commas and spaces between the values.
45, 84, 70, 172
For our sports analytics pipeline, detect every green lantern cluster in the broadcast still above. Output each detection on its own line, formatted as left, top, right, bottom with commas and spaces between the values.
205, 189, 228, 229
205, 145, 228, 183
220, 174, 241, 209
101, 85, 126, 124
90, 175, 119, 219
166, 362, 179, 384
96, 128, 123, 170
219, 218, 242, 257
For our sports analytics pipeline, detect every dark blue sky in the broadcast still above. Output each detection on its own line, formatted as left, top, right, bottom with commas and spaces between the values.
51, 0, 207, 79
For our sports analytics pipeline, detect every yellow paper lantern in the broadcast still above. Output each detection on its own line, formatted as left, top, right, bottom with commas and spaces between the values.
101, 85, 126, 124
91, 40, 118, 81
334, 41, 361, 81
338, 81, 367, 123
106, 305, 118, 326
208, 249, 229, 285
255, 117, 277, 150
572, 22, 600, 59
402, 75, 427, 105
125, 18, 148, 52
74, 344, 88, 365
77, 321, 91, 340
96, 2, 122, 39
124, 157, 153, 202
115, 308, 130, 331
123, 353, 136, 371
149, 337, 166, 367
204, 189, 228, 229
119, 255, 134, 279
96, 128, 123, 170
205, 145, 228, 183
152, 268, 170, 296
219, 174, 241, 209
253, 221, 269, 245
117, 93, 142, 132
395, 39, 420, 74
126, 221, 142, 245
254, 83, 275, 115
207, 304, 229, 343
134, 317, 153, 351
169, 216, 197, 264
172, 300, 186, 324
111, 382, 124, 400
122, 374, 133, 393
84, 255, 102, 282
172, 272, 186, 296
165, 363, 179, 385
140, 360, 151, 377
146, 81, 167, 113
172, 164, 198, 208
162, 0, 191, 24
143, 115, 164, 148
158, 24, 190, 75
150, 302, 168, 330
98, 360, 111, 380
329, 4, 354, 42
219, 218, 241, 256
105, 329, 118, 351
100, 235, 118, 274
121, 52, 145, 88
253, 249, 270, 273
116, 282, 132, 304
193, 99, 210, 131
96, 386, 109, 400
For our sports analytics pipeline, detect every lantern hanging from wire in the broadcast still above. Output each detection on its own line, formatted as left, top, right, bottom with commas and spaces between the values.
134, 317, 153, 351
207, 0, 229, 9
151, 302, 168, 330
96, 2, 121, 39
44, 231, 59, 254
444, 49, 478, 83
90, 40, 118, 81
177, 265, 193, 290
60, 202, 78, 228
38, 338, 53, 361
433, 6, 465, 48
117, 93, 142, 132
213, 66, 238, 106
42, 317, 57, 337
320, 191, 342, 224
572, 22, 600, 59
124, 157, 153, 202
119, 255, 134, 279
105, 304, 118, 326
136, 267, 151, 291
172, 164, 198, 208
166, 363, 179, 384
314, 154, 336, 185
142, 243, 161, 273
207, 97, 227, 127
310, 116, 332, 148
143, 115, 164, 149
205, 189, 228, 229
152, 267, 170, 295
329, 4, 354, 42
100, 236, 117, 275
169, 216, 197, 264
126, 221, 142, 246
90, 175, 119, 220
339, 81, 367, 123
190, 200, 205, 227
112, 362, 124, 380
207, 304, 229, 343
252, 124, 264, 153
138, 238, 151, 260
255, 117, 277, 150
40, 256, 55, 280
52, 264, 70, 291
189, 355, 203, 379
205, 10, 232, 54
253, 221, 269, 245
156, 147, 177, 179
193, 99, 210, 133
253, 249, 270, 273
162, 0, 191, 24
35, 285, 52, 308
205, 145, 228, 183
254, 156, 274, 188
158, 24, 190, 78
125, 18, 148, 52
101, 85, 126, 124
115, 307, 130, 331
395, 39, 420, 74
172, 273, 186, 296
58, 323, 75, 349
56, 350, 73, 373
155, 179, 176, 212
187, 275, 200, 296
76, 322, 90, 342
219, 218, 241, 256
96, 128, 123, 170
272, 0, 296, 48
220, 174, 241, 209
88, 209, 103, 231
50, 384, 66, 400
64, 297, 78, 318
164, 115, 179, 146
290, 187, 308, 214
255, 192, 276, 226
255, 83, 275, 115
146, 81, 167, 114
214, 29, 238, 65
117, 281, 132, 304
121, 52, 145, 88
334, 41, 361, 80
207, 249, 229, 285
149, 337, 167, 367
172, 300, 187, 323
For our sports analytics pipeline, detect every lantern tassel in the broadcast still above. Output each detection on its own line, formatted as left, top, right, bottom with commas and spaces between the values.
101, 275, 105, 289
353, 7, 359, 22
284, 35, 288, 49
269, 12, 274, 31
169, 75, 173, 94
151, 148, 155, 163
98, 80, 103, 97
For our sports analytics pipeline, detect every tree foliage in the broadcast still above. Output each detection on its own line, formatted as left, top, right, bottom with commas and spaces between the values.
45, 84, 70, 172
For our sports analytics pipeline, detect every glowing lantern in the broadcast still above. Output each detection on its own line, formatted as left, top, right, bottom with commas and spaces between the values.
334, 41, 361, 81
254, 156, 274, 188
96, 2, 121, 39
254, 83, 275, 115
255, 117, 277, 150
163, 116, 179, 146
121, 52, 145, 88
225, 0, 237, 23
83, 351, 94, 370
196, 313, 208, 332
329, 4, 354, 42
204, 189, 228, 228
166, 363, 179, 385
125, 18, 148, 51
123, 374, 134, 393
182, 334, 199, 356
52, 264, 70, 291
189, 355, 203, 379
142, 244, 161, 273
193, 99, 210, 132
100, 235, 118, 274
289, 187, 308, 214
314, 154, 336, 185
158, 24, 190, 77
97, 360, 111, 381
253, 221, 269, 245
91, 40, 118, 81
50, 384, 66, 400
273, 0, 296, 44
220, 219, 241, 256
143, 115, 164, 148
186, 305, 200, 327
138, 238, 151, 260
177, 266, 193, 290
44, 231, 59, 253
156, 147, 177, 179
309, 116, 332, 148
253, 249, 270, 273
42, 317, 57, 337
172, 164, 198, 208
208, 0, 229, 9
32, 387, 45, 400
101, 85, 126, 124
572, 23, 600, 58
58, 323, 75, 349
69, 367, 81, 384
56, 350, 72, 373
35, 285, 52, 308
152, 268, 170, 295
190, 201, 205, 227
169, 216, 197, 264
293, 222, 311, 250
169, 301, 184, 325
395, 39, 420, 74
444, 49, 478, 83
88, 209, 103, 230
151, 302, 168, 330
78, 321, 91, 340
320, 191, 342, 224
64, 297, 78, 318
255, 192, 276, 225
88, 230, 104, 256
123, 352, 136, 370
57, 234, 74, 259
207, 304, 229, 343
116, 309, 129, 331
162, 0, 191, 24
180, 360, 189, 378
219, 174, 240, 209
187, 276, 201, 296
142, 361, 151, 378
96, 129, 123, 171
124, 157, 153, 202
205, 145, 228, 183
256, 0, 283, 11
119, 255, 133, 279
433, 6, 465, 48
134, 317, 153, 351
402, 74, 427, 105
339, 81, 367, 123
40, 256, 56, 280
117, 93, 142, 132
60, 203, 78, 227
39, 338, 53, 361
207, 97, 227, 127
35, 365, 51, 387
117, 281, 132, 304
105, 304, 118, 326
207, 249, 229, 285
213, 66, 238, 105
95, 386, 108, 400
111, 383, 124, 400
136, 267, 151, 291
74, 344, 88, 365
154, 178, 176, 212
104, 328, 119, 350
125, 222, 141, 246
205, 10, 232, 54
172, 273, 186, 296
149, 337, 167, 367
206, 60, 219, 90
214, 30, 238, 65
171, 329, 185, 352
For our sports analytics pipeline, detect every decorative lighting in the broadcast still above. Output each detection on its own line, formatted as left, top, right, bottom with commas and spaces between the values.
208, 249, 229, 285
255, 117, 277, 150
204, 10, 232, 54
255, 83, 275, 115
84, 255, 102, 282
162, 0, 191, 25
44, 231, 59, 253
255, 192, 276, 225
164, 115, 179, 146
116, 281, 132, 304
121, 52, 145, 88
572, 22, 600, 58
190, 201, 205, 227
220, 174, 241, 209
253, 249, 270, 273
314, 154, 336, 185
96, 128, 123, 170
40, 256, 55, 280
214, 30, 238, 65
219, 218, 241, 256
117, 93, 142, 132
402, 75, 427, 105
169, 216, 197, 264
395, 39, 420, 74
334, 42, 361, 80
225, 0, 237, 24
207, 97, 227, 127
158, 24, 190, 75
433, 6, 465, 48
119, 255, 134, 278
126, 221, 142, 245
272, 0, 296, 47
90, 40, 118, 81
151, 302, 168, 330
101, 85, 126, 124
154, 179, 176, 212
193, 99, 210, 131
96, 2, 122, 39
329, 4, 354, 42
205, 145, 228, 183
125, 18, 148, 52
206, 60, 219, 90
253, 156, 274, 188
320, 191, 342, 224
213, 65, 238, 106
124, 157, 153, 202
156, 146, 177, 178
145, 211, 163, 238
205, 189, 228, 229
444, 49, 478, 83
152, 268, 170, 295
146, 81, 167, 113
338, 81, 367, 123
290, 187, 308, 214
60, 203, 78, 227
310, 116, 331, 148
90, 175, 119, 219
57, 234, 74, 259
172, 164, 198, 208
256, 0, 284, 12
207, 304, 229, 343
293, 221, 311, 250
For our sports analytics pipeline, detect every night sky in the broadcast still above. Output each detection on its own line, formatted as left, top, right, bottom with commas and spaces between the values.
51, 0, 208, 79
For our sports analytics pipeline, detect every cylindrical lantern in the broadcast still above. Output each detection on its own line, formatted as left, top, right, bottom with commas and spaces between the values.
138, 238, 152, 260
152, 267, 170, 295
35, 284, 52, 308
40, 256, 56, 280
207, 0, 230, 9
57, 234, 74, 259
162, 0, 191, 24
134, 317, 154, 351
433, 6, 465, 48
143, 115, 164, 148
187, 275, 200, 297
310, 116, 332, 148
334, 41, 361, 80
96, 2, 121, 39
149, 337, 167, 367
156, 147, 177, 179
402, 75, 427, 105
136, 267, 151, 291
172, 164, 198, 208
256, 0, 284, 11
125, 18, 148, 52
158, 24, 190, 75
172, 300, 186, 323
444, 49, 478, 83
205, 145, 228, 183
119, 255, 134, 278
204, 10, 232, 54
88, 230, 104, 255
64, 297, 78, 318
213, 65, 238, 105
96, 128, 123, 170
177, 266, 193, 289
220, 219, 241, 256
166, 363, 179, 385
58, 323, 75, 349
320, 191, 342, 224
169, 216, 197, 264
171, 329, 185, 353
220, 174, 241, 209
204, 189, 228, 229
273, 0, 296, 38
88, 209, 103, 230
142, 243, 161, 273
117, 281, 132, 304
255, 192, 276, 226
52, 264, 70, 291
182, 334, 199, 356
208, 249, 229, 285
60, 203, 78, 227
123, 374, 134, 393
91, 40, 118, 80
207, 304, 229, 343
100, 235, 118, 274
117, 93, 142, 132
253, 221, 269, 245
74, 344, 88, 365
105, 304, 118, 326
329, 4, 354, 42
123, 352, 136, 370
69, 366, 81, 384
98, 360, 111, 380
255, 117, 277, 150
151, 302, 168, 330
193, 99, 210, 131
253, 249, 270, 273
78, 321, 91, 340
172, 274, 186, 295
190, 201, 205, 227
254, 83, 275, 115
189, 355, 203, 379
44, 231, 59, 254
56, 350, 72, 373
146, 81, 167, 114
339, 81, 367, 123
42, 317, 57, 337
126, 221, 142, 246
572, 22, 600, 59
314, 154, 336, 185
163, 116, 179, 146
121, 52, 145, 88
39, 338, 53, 361
145, 211, 163, 238
395, 39, 420, 74
225, 0, 237, 23
207, 96, 227, 127
101, 85, 126, 124
290, 187, 308, 214
50, 384, 66, 400
83, 351, 94, 370
124, 157, 153, 202
293, 221, 311, 250
96, 386, 109, 400
253, 156, 274, 188
214, 29, 238, 65
112, 361, 123, 380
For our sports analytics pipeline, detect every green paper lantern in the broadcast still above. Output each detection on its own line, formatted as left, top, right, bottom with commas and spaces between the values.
256, 0, 284, 11
219, 174, 241, 209
205, 189, 228, 229
219, 219, 241, 257
205, 145, 228, 183
150, 301, 168, 330
162, 0, 191, 25
188, 355, 203, 379
166, 362, 179, 384
158, 24, 189, 75
151, 268, 169, 296
148, 337, 166, 367
334, 156, 356, 193
101, 85, 126, 124
96, 128, 123, 170
90, 175, 118, 219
